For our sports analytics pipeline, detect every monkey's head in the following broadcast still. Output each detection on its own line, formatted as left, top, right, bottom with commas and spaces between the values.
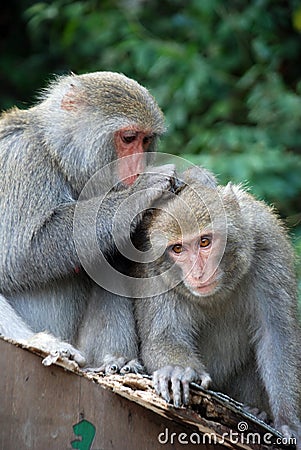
147, 177, 255, 304
40, 71, 165, 189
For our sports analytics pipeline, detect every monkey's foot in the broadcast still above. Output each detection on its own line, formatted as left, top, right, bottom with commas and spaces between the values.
153, 365, 212, 408
277, 423, 301, 448
25, 332, 86, 367
83, 354, 144, 375
243, 405, 269, 422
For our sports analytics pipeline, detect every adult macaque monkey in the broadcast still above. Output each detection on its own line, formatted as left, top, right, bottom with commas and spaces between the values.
0, 71, 175, 373
134, 167, 301, 444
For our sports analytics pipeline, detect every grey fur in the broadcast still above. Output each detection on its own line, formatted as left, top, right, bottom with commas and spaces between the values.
0, 71, 172, 372
134, 168, 301, 444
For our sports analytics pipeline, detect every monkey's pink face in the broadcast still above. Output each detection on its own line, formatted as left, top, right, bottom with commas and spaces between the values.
114, 128, 155, 186
167, 233, 222, 297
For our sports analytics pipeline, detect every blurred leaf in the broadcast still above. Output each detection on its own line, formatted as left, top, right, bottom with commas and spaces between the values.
293, 6, 301, 32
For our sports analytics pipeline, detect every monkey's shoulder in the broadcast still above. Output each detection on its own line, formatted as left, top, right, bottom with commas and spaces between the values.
230, 185, 289, 235
0, 107, 33, 139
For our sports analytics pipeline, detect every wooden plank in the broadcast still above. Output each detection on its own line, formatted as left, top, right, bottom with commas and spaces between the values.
0, 338, 292, 450
0, 339, 226, 450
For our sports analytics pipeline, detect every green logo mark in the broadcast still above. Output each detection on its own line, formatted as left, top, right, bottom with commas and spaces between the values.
71, 419, 96, 450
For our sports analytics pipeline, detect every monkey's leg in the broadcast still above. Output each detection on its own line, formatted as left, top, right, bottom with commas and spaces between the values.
76, 285, 142, 374
0, 294, 34, 340
0, 294, 86, 367
254, 292, 301, 444
136, 295, 212, 406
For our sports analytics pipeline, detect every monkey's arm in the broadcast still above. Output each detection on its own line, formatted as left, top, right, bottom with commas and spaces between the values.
136, 296, 211, 407
253, 288, 301, 436
250, 248, 301, 442
0, 294, 34, 341
0, 165, 175, 295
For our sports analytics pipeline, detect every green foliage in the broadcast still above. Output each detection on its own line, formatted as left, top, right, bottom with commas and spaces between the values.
12, 0, 301, 211
1, 0, 301, 303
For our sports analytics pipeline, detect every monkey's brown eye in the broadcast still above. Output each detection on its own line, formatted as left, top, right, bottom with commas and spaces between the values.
200, 236, 211, 248
172, 244, 183, 254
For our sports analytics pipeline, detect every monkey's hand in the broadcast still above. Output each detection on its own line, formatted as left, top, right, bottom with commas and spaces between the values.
153, 365, 211, 408
25, 332, 86, 367
110, 164, 177, 244
131, 164, 177, 206
83, 354, 144, 376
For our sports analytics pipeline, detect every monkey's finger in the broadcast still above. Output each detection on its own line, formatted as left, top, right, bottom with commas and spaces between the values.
120, 364, 131, 374
149, 164, 176, 177
42, 353, 60, 366
106, 363, 119, 374
153, 371, 171, 403
70, 351, 86, 367
200, 373, 212, 390
171, 376, 182, 407
59, 347, 86, 367
101, 355, 128, 374
153, 371, 160, 393
159, 378, 171, 404
120, 359, 144, 375
244, 405, 268, 422
257, 411, 268, 422
182, 379, 190, 406
170, 177, 186, 195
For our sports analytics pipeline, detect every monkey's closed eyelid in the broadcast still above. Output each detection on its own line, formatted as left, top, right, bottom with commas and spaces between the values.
143, 134, 154, 144
121, 133, 138, 143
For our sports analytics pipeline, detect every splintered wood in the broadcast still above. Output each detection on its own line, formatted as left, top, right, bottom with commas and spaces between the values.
81, 370, 288, 450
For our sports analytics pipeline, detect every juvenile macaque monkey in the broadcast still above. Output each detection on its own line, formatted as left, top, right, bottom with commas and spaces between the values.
134, 167, 301, 443
0, 71, 175, 373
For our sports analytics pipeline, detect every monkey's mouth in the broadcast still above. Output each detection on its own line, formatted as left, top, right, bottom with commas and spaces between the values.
185, 279, 219, 297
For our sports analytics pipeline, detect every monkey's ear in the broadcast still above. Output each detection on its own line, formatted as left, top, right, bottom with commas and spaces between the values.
224, 181, 234, 193
222, 182, 241, 210
61, 83, 82, 111
223, 182, 236, 198
183, 166, 218, 189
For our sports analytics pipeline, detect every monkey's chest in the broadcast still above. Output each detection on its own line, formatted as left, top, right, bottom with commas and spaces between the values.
198, 321, 251, 386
